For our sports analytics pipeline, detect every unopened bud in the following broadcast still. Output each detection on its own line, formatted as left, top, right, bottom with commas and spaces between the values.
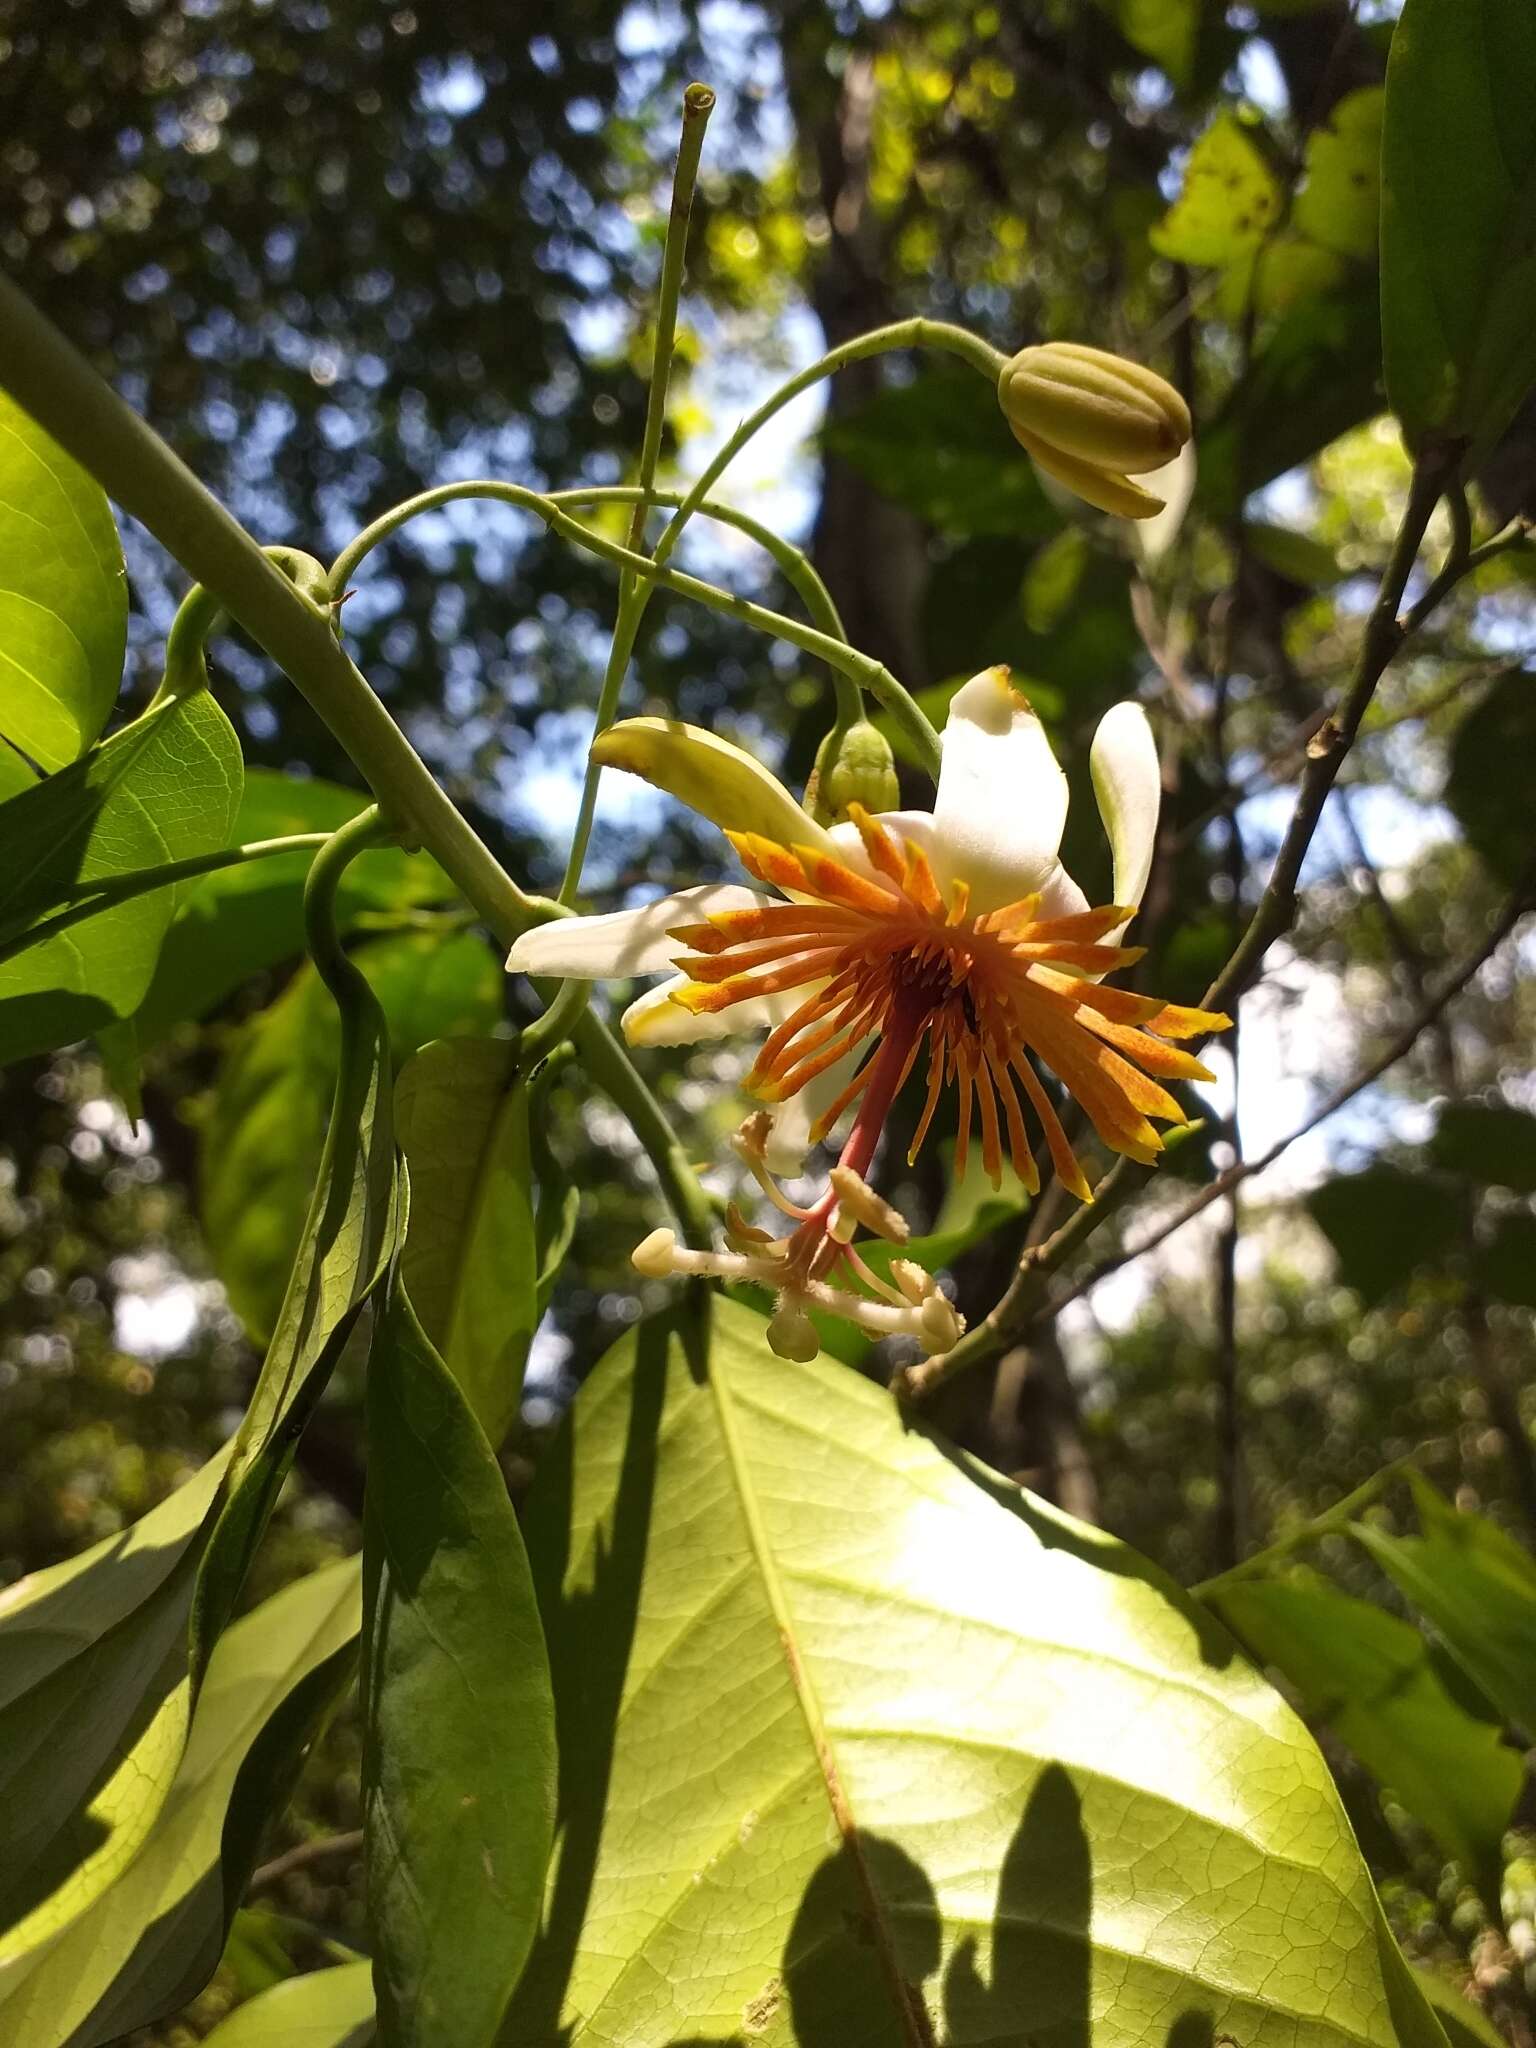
767, 1301, 821, 1363
827, 1165, 910, 1245
998, 342, 1191, 521
631, 1227, 678, 1278
807, 719, 900, 825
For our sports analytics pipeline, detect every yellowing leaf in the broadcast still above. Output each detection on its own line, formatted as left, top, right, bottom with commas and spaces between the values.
1152, 111, 1282, 269
1295, 87, 1385, 261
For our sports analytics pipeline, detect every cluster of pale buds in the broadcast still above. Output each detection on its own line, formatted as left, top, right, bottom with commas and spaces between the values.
631, 1113, 965, 1362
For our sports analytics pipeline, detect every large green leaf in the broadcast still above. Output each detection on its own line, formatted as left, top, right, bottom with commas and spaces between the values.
0, 691, 244, 1065
1381, 0, 1536, 454
0, 390, 125, 772
1306, 1164, 1462, 1304
0, 1451, 229, 1969
1196, 286, 1383, 517
1444, 670, 1536, 887
395, 1038, 539, 1443
131, 768, 453, 1051
1352, 1476, 1536, 1739
822, 369, 1057, 540
508, 1297, 1446, 2047
1430, 1100, 1536, 1193
363, 1278, 556, 2048
198, 1963, 376, 2047
1209, 1573, 1519, 1894
201, 930, 500, 1342
0, 1557, 361, 2048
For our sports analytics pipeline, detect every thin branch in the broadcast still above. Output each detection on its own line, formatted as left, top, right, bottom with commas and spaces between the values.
1028, 872, 1536, 1329
248, 1829, 365, 1893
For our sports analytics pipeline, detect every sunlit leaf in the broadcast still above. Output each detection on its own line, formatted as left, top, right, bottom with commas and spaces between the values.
1209, 1572, 1519, 1895
507, 1297, 1447, 2047
0, 691, 243, 1066
1382, 0, 1536, 453
196, 1963, 375, 2047
1151, 110, 1281, 271
363, 1278, 555, 2048
0, 1558, 360, 2048
0, 390, 125, 772
1295, 87, 1384, 262
1091, 0, 1200, 90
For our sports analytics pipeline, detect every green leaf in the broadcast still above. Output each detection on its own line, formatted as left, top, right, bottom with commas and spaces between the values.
1306, 1164, 1462, 1304
0, 691, 244, 1066
1382, 0, 1536, 453
395, 1038, 539, 1444
1472, 1211, 1536, 1308
1151, 110, 1282, 270
0, 391, 126, 772
130, 768, 453, 1051
1295, 87, 1385, 262
201, 930, 501, 1342
0, 1451, 229, 1970
1209, 1573, 1519, 1893
1090, 0, 1199, 89
197, 1964, 375, 2047
1445, 670, 1536, 887
362, 1277, 556, 2048
1431, 1101, 1536, 1192
1196, 285, 1383, 516
822, 369, 1057, 540
1245, 521, 1346, 588
0, 1557, 361, 2048
1352, 1474, 1536, 1737
508, 1296, 1447, 2047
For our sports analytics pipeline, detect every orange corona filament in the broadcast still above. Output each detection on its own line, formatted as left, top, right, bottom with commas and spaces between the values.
666, 804, 1230, 1201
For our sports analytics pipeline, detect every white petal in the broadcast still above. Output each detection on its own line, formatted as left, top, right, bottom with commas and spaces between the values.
1036, 861, 1090, 922
1132, 442, 1198, 567
931, 667, 1069, 914
506, 885, 773, 981
1089, 702, 1160, 923
825, 809, 941, 878
762, 1040, 872, 1176
620, 978, 820, 1049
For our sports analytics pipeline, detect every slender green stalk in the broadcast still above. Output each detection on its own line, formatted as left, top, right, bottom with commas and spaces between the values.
652, 317, 1006, 572
0, 834, 332, 970
623, 83, 714, 583
555, 486, 847, 642
565, 86, 711, 901
304, 806, 393, 998
328, 479, 938, 772
1193, 1459, 1413, 1601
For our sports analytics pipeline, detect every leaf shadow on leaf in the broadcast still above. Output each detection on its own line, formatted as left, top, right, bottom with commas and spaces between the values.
686, 1768, 1224, 2047
0, 1809, 111, 1933
501, 1314, 673, 2043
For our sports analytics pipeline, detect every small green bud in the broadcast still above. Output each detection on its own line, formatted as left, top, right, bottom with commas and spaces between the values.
807, 719, 900, 824
998, 341, 1192, 520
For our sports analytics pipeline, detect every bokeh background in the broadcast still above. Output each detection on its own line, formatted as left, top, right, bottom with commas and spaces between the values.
2, 0, 1534, 2036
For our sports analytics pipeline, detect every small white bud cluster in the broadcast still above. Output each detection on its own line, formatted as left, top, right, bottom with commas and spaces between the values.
628, 1134, 966, 1365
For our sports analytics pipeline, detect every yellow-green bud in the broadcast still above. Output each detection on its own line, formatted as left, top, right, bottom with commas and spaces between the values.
998, 342, 1192, 521
807, 719, 900, 824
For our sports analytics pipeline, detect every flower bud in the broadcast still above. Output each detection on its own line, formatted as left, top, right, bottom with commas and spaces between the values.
998, 342, 1192, 521
807, 719, 900, 825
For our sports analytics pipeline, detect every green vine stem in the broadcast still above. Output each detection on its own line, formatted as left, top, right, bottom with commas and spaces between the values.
327, 479, 938, 774
303, 805, 395, 1000
0, 834, 332, 971
0, 269, 715, 1248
